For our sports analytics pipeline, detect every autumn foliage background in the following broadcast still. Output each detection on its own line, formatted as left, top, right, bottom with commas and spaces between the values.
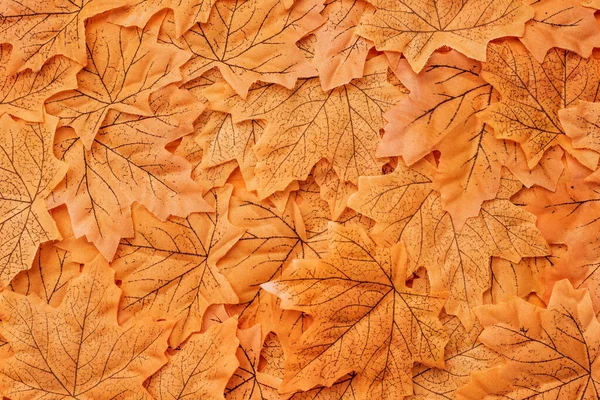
2, 0, 600, 398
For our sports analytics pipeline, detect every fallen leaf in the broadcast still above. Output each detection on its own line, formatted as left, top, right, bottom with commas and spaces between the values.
357, 0, 533, 73
288, 374, 360, 399
49, 85, 210, 261
464, 279, 600, 399
263, 223, 449, 398
520, 0, 600, 62
225, 324, 282, 399
147, 317, 239, 400
46, 14, 190, 149
349, 162, 549, 327
0, 0, 131, 73
0, 113, 66, 288
0, 54, 80, 122
112, 185, 242, 347
159, 0, 324, 98
9, 241, 80, 307
208, 55, 405, 197
109, 0, 217, 37
411, 313, 501, 399
0, 255, 173, 399
313, 0, 372, 91
479, 39, 600, 168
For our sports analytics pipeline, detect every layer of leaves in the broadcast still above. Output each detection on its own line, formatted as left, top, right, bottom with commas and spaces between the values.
0, 255, 173, 399
357, 0, 534, 73
264, 223, 449, 398
0, 114, 66, 289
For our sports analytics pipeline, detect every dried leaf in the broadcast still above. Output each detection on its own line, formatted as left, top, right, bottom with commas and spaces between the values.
0, 113, 66, 288
46, 14, 190, 149
160, 0, 324, 98
112, 185, 242, 346
147, 317, 239, 400
49, 85, 210, 261
520, 0, 600, 62
465, 279, 600, 399
264, 223, 449, 398
357, 0, 533, 73
0, 0, 131, 72
0, 255, 173, 399
480, 39, 600, 168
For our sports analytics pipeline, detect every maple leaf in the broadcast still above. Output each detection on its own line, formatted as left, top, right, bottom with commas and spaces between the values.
313, 0, 372, 91
465, 279, 600, 399
380, 50, 564, 225
349, 163, 549, 327
263, 223, 449, 398
0, 255, 173, 399
520, 0, 600, 62
356, 0, 533, 73
479, 39, 600, 168
0, 53, 80, 122
9, 241, 80, 307
208, 55, 405, 197
412, 313, 501, 399
46, 14, 190, 149
559, 100, 600, 157
196, 110, 265, 191
0, 0, 131, 73
112, 184, 243, 347
225, 324, 282, 399
0, 113, 67, 289
147, 317, 239, 400
219, 180, 327, 309
49, 85, 210, 261
159, 0, 324, 98
109, 0, 217, 37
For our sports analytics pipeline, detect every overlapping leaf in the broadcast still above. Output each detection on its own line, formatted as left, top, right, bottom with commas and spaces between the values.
0, 113, 66, 288
465, 280, 600, 399
159, 0, 324, 98
480, 39, 600, 168
0, 255, 173, 399
46, 14, 190, 149
208, 55, 405, 197
49, 85, 209, 261
112, 185, 242, 346
264, 223, 449, 398
357, 0, 533, 73
0, 0, 131, 72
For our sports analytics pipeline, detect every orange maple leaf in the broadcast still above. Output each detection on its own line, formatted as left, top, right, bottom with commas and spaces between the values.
520, 0, 600, 62
479, 39, 600, 168
0, 255, 173, 399
9, 241, 80, 307
349, 162, 549, 327
112, 185, 242, 347
147, 317, 239, 400
263, 223, 449, 398
109, 0, 217, 37
46, 14, 190, 149
208, 55, 405, 198
0, 50, 80, 122
464, 280, 600, 398
356, 0, 534, 73
313, 0, 372, 91
159, 0, 324, 98
226, 324, 282, 399
0, 113, 66, 288
0, 0, 131, 73
49, 85, 210, 261
380, 50, 564, 225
